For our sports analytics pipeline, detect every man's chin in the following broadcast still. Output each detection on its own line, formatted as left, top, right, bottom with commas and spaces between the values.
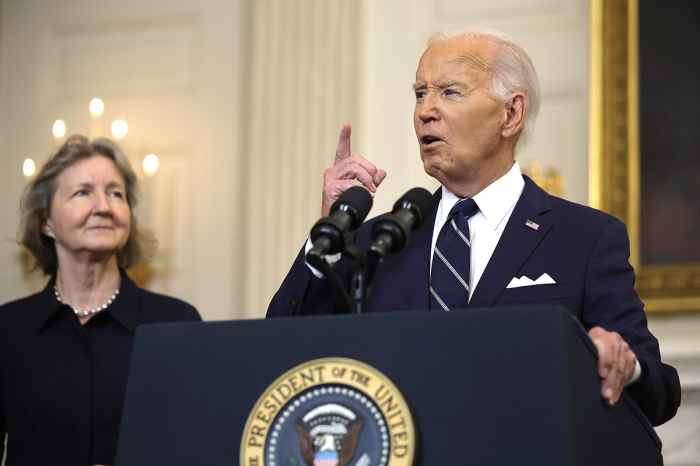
422, 152, 443, 170
422, 162, 446, 183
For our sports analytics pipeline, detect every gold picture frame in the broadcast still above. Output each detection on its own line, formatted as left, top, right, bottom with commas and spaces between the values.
589, 0, 700, 313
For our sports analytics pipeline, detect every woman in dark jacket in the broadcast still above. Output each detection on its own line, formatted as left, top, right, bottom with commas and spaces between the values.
0, 135, 201, 465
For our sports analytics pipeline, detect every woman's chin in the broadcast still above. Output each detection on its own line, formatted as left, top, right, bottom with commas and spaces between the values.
62, 245, 122, 263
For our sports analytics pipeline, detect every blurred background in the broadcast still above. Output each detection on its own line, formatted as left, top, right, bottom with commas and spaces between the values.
0, 0, 696, 462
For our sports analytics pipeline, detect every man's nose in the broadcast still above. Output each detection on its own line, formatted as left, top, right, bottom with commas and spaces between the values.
417, 93, 439, 122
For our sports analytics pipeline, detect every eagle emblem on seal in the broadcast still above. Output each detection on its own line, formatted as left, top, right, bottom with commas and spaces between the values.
293, 403, 365, 466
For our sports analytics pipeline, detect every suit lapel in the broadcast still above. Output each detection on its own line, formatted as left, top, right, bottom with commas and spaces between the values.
400, 189, 441, 311
468, 177, 552, 308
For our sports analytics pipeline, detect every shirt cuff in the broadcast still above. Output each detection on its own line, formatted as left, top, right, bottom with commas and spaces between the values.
626, 360, 643, 386
304, 237, 342, 278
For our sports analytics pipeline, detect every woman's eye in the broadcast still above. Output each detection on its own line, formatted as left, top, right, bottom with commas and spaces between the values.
73, 189, 88, 197
110, 191, 124, 198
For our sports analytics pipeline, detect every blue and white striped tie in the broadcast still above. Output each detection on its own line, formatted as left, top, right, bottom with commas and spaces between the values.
430, 198, 479, 311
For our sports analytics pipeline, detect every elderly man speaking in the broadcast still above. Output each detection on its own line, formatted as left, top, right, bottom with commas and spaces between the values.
267, 27, 680, 427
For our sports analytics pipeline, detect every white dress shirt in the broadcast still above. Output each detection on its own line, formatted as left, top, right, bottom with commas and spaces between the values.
430, 161, 524, 302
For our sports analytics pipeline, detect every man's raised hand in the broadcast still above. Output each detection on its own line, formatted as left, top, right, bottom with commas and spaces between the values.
321, 123, 387, 217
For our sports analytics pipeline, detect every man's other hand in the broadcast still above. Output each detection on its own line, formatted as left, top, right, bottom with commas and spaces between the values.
589, 326, 637, 406
321, 122, 387, 217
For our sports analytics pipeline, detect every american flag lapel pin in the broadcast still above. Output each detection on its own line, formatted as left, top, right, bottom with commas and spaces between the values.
525, 220, 540, 230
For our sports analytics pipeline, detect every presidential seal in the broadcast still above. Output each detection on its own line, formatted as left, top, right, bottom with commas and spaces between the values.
241, 358, 416, 466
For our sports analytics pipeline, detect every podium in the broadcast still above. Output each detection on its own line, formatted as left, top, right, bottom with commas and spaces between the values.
115, 307, 662, 465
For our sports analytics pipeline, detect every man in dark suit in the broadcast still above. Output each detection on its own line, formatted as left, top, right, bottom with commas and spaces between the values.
267, 27, 680, 427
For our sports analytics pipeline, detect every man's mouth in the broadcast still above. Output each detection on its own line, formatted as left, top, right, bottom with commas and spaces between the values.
422, 135, 443, 146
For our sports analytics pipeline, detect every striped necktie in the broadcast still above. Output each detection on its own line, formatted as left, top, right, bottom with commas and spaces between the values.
429, 198, 479, 311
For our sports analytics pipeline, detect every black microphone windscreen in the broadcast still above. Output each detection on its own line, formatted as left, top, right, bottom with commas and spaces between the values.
392, 187, 434, 228
330, 186, 374, 227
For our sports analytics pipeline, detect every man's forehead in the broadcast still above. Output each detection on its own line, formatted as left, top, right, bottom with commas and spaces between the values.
414, 40, 494, 85
449, 51, 491, 72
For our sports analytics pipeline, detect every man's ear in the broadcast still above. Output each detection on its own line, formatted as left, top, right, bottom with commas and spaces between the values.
502, 93, 526, 138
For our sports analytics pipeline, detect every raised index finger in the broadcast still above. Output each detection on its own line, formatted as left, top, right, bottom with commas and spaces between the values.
334, 122, 352, 164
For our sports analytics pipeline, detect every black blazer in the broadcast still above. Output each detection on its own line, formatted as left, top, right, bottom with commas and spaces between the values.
267, 176, 681, 426
0, 272, 201, 466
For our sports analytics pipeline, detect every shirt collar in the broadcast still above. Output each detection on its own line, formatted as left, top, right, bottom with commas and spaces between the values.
440, 161, 525, 230
36, 275, 67, 331
38, 270, 141, 334
105, 272, 141, 333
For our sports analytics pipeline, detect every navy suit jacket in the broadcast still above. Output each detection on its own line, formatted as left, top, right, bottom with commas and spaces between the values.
267, 176, 681, 426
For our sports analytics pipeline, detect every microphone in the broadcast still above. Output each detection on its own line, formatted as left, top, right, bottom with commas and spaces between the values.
369, 188, 434, 257
308, 186, 373, 257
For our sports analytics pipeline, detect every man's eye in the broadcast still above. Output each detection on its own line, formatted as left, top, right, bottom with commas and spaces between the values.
415, 91, 426, 100
73, 189, 88, 197
110, 191, 124, 198
444, 89, 458, 96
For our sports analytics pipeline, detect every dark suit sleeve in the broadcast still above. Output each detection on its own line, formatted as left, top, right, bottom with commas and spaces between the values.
1, 398, 5, 464
266, 244, 345, 317
184, 305, 202, 322
581, 219, 681, 426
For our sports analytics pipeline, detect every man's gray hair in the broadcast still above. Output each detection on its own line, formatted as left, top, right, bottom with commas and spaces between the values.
428, 26, 541, 148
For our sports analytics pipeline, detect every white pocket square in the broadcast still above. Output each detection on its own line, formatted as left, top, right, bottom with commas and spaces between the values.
506, 273, 556, 288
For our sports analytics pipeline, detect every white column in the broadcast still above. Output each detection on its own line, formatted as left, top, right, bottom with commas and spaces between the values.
243, 0, 361, 318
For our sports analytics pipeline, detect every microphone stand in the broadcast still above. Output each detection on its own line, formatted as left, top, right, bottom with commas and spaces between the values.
307, 244, 381, 315
344, 245, 372, 315
345, 241, 389, 315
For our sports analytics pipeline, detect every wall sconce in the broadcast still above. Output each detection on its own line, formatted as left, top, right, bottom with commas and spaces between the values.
143, 154, 159, 176
89, 98, 104, 139
89, 98, 104, 117
524, 160, 566, 198
53, 119, 66, 138
111, 119, 128, 139
23, 158, 36, 178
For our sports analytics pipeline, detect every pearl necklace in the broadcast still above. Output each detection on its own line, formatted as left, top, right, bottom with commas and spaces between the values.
54, 284, 120, 317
